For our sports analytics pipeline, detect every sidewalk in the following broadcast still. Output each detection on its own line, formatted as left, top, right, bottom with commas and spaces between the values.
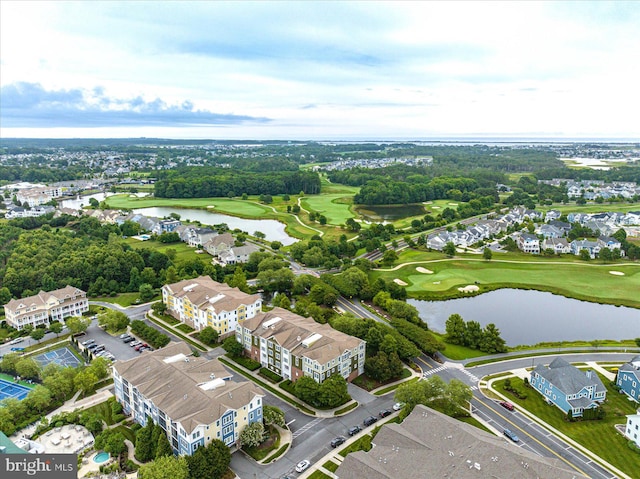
256, 424, 292, 465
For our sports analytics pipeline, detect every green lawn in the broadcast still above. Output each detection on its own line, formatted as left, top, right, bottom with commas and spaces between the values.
323, 460, 340, 472
371, 256, 640, 308
122, 238, 204, 263
493, 375, 640, 477
91, 292, 156, 307
242, 425, 280, 461
300, 194, 355, 225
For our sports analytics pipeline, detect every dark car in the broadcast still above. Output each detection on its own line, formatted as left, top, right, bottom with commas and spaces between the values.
363, 416, 378, 427
499, 401, 515, 411
330, 436, 346, 448
123, 336, 135, 343
503, 428, 519, 442
379, 409, 392, 418
348, 425, 361, 436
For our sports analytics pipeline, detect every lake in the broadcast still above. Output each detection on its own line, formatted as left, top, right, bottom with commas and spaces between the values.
132, 206, 297, 245
354, 204, 426, 221
60, 192, 118, 209
408, 289, 640, 346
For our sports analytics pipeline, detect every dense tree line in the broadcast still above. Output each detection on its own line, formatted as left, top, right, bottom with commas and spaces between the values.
445, 314, 507, 353
0, 165, 86, 183
154, 167, 320, 197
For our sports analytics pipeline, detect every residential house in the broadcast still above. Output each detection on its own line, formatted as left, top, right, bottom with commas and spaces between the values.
544, 210, 562, 222
542, 238, 570, 254
517, 233, 540, 254
152, 219, 182, 235
112, 342, 264, 454
597, 236, 622, 253
536, 224, 564, 239
180, 227, 218, 248
548, 220, 571, 236
236, 307, 366, 383
570, 239, 600, 258
335, 404, 588, 479
617, 356, 640, 403
204, 232, 235, 256
530, 357, 606, 417
5, 205, 55, 219
162, 276, 261, 335
625, 410, 640, 448
218, 244, 260, 266
4, 286, 89, 330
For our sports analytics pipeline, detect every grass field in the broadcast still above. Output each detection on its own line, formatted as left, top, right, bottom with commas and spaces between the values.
300, 194, 355, 225
493, 375, 640, 477
122, 237, 204, 263
371, 254, 640, 308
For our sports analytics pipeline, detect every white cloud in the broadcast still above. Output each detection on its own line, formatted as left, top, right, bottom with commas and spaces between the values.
1, 1, 639, 139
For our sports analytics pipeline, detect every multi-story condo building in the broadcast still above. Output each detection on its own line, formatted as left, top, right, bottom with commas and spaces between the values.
236, 307, 366, 384
162, 276, 261, 335
3, 286, 89, 330
112, 342, 264, 455
617, 356, 640, 402
16, 186, 63, 207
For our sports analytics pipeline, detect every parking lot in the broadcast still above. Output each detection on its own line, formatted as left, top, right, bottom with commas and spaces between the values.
77, 323, 143, 362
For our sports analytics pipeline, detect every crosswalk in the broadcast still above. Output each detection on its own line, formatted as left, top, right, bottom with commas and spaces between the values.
292, 417, 324, 439
422, 365, 479, 390
422, 366, 447, 377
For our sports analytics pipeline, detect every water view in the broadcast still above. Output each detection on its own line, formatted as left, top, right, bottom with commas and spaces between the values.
354, 204, 426, 221
60, 192, 117, 210
132, 206, 296, 245
409, 289, 640, 346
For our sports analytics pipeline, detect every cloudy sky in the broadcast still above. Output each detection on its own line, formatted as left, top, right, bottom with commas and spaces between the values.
1, 1, 639, 140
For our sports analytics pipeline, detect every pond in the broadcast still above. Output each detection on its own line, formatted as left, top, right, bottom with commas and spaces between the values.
408, 289, 640, 347
60, 192, 117, 209
132, 206, 297, 245
354, 204, 426, 221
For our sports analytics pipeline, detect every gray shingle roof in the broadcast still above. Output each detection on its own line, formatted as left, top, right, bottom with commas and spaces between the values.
335, 405, 588, 479
533, 357, 606, 396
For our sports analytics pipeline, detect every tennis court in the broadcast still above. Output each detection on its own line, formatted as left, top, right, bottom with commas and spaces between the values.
0, 378, 33, 401
33, 347, 83, 369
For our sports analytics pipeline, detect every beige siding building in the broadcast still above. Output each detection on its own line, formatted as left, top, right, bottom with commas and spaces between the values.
236, 307, 366, 384
162, 276, 261, 335
4, 286, 89, 330
113, 342, 264, 454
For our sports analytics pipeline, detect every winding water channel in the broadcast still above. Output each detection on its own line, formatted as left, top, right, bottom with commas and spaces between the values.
409, 289, 640, 346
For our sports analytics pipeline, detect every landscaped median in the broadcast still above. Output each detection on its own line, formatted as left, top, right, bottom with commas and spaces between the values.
486, 371, 638, 479
146, 312, 207, 352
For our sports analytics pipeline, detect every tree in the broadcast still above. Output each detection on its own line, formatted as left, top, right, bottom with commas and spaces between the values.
99, 309, 130, 333
186, 439, 230, 479
240, 421, 265, 448
139, 283, 155, 302
382, 249, 398, 266
445, 314, 466, 345
443, 241, 456, 257
30, 328, 46, 343
270, 241, 283, 250
155, 431, 173, 459
464, 320, 483, 349
152, 301, 167, 316
137, 455, 189, 479
74, 369, 98, 395
318, 374, 349, 408
49, 321, 64, 337
294, 376, 320, 405
221, 337, 244, 357
579, 249, 591, 261
263, 405, 286, 428
480, 323, 507, 353
15, 358, 40, 380
25, 385, 52, 412
65, 316, 90, 335
227, 266, 249, 292
483, 247, 492, 260
135, 420, 155, 462
199, 326, 219, 346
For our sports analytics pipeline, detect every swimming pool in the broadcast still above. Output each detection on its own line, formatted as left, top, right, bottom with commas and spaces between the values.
93, 452, 110, 464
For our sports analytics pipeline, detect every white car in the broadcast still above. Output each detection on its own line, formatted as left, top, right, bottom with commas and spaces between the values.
295, 460, 310, 473
393, 402, 405, 411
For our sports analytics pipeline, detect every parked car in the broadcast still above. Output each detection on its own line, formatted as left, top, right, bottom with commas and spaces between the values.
123, 336, 135, 343
503, 429, 519, 442
393, 402, 405, 411
119, 333, 131, 339
348, 425, 361, 436
363, 416, 378, 427
330, 436, 346, 448
295, 460, 310, 473
9, 337, 25, 345
379, 409, 392, 418
135, 343, 148, 351
129, 341, 141, 348
93, 345, 105, 353
87, 343, 99, 350
499, 401, 515, 411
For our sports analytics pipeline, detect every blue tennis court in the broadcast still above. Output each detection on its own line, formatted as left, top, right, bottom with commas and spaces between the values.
33, 347, 82, 369
0, 378, 32, 401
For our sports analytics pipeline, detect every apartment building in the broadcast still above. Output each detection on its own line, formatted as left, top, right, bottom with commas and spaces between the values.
113, 342, 264, 455
16, 186, 63, 207
162, 276, 261, 335
3, 286, 89, 330
236, 307, 366, 384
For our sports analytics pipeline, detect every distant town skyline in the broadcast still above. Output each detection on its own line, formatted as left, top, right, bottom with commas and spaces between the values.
1, 1, 639, 140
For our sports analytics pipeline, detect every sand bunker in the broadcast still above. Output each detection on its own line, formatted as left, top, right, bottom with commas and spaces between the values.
448, 203, 459, 206
458, 285, 480, 293
416, 267, 434, 274
609, 271, 625, 276
394, 279, 408, 286
433, 281, 441, 285
207, 205, 216, 209
432, 206, 441, 209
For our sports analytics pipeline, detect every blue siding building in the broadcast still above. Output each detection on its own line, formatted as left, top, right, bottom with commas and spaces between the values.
617, 356, 640, 403
530, 357, 606, 417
